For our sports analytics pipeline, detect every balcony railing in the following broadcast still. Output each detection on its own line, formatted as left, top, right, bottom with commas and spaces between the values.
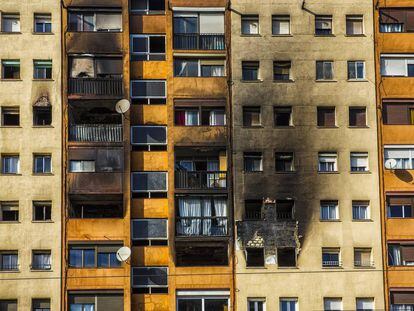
68, 78, 123, 96
391, 305, 414, 311
176, 216, 228, 237
69, 124, 123, 142
173, 33, 225, 50
175, 171, 227, 190
245, 210, 262, 220
354, 260, 374, 268
276, 211, 294, 220
322, 260, 342, 268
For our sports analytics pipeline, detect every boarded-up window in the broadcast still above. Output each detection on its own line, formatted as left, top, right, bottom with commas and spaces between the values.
132, 219, 168, 240
317, 107, 336, 127
383, 103, 414, 125
131, 126, 167, 145
131, 172, 168, 192
349, 107, 366, 127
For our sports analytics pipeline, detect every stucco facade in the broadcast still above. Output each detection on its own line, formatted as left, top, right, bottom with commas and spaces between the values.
231, 0, 385, 310
0, 0, 62, 310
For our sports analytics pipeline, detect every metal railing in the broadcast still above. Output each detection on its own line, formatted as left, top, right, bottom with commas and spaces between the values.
173, 33, 225, 50
322, 260, 342, 267
245, 210, 262, 220
175, 171, 227, 190
68, 77, 123, 96
69, 124, 123, 142
354, 260, 375, 268
176, 216, 228, 237
277, 211, 294, 220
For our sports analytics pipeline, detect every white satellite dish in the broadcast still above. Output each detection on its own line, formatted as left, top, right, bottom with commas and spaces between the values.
116, 246, 131, 262
115, 99, 131, 114
385, 158, 397, 169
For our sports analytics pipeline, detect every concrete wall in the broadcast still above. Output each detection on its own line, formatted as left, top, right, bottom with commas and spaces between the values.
0, 0, 61, 309
231, 0, 384, 310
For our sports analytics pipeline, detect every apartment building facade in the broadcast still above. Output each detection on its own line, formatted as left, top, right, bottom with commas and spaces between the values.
61, 0, 131, 310
0, 1, 62, 310
129, 0, 234, 309
232, 0, 385, 310
375, 1, 414, 309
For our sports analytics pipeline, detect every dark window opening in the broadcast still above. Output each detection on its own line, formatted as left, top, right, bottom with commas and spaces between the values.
245, 199, 262, 220
273, 61, 291, 81
277, 200, 294, 219
242, 61, 259, 81
243, 106, 261, 127
1, 107, 19, 126
315, 15, 332, 35
317, 107, 336, 127
275, 152, 294, 172
246, 248, 264, 267
2, 60, 20, 79
175, 244, 228, 266
32, 298, 50, 311
34, 107, 52, 126
277, 248, 296, 267
1, 202, 18, 222
69, 202, 123, 219
274, 107, 292, 126
33, 201, 51, 221
349, 107, 366, 127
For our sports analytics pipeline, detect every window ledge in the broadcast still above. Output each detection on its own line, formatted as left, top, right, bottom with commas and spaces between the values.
350, 171, 371, 174
314, 34, 335, 37
0, 126, 22, 128
241, 80, 263, 83
32, 32, 54, 35
240, 34, 261, 37
273, 79, 295, 83
275, 171, 296, 174
277, 266, 298, 269
32, 125, 54, 128
245, 266, 266, 269
316, 126, 339, 129
345, 34, 366, 37
0, 173, 22, 176
68, 30, 123, 34
33, 79, 54, 82
0, 32, 22, 35
318, 171, 339, 174
0, 270, 20, 273
320, 219, 341, 222
32, 173, 54, 176
274, 126, 295, 129
242, 125, 264, 129
315, 79, 337, 83
272, 34, 293, 37
32, 220, 54, 223
243, 170, 264, 174
348, 126, 369, 129
352, 219, 373, 222
0, 221, 20, 224
347, 79, 368, 82
30, 269, 53, 272
0, 79, 22, 82
322, 266, 343, 269
354, 266, 375, 269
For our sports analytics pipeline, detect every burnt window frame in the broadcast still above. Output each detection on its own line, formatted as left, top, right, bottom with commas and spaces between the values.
33, 106, 52, 126
69, 200, 124, 219
245, 248, 265, 268
67, 9, 122, 32
275, 152, 295, 172
130, 0, 166, 15
274, 106, 293, 127
277, 248, 297, 267
243, 152, 263, 172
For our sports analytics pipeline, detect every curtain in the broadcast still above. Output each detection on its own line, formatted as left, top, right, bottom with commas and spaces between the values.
202, 198, 212, 236
185, 110, 199, 126
389, 245, 402, 266
175, 110, 186, 126
209, 110, 225, 126
380, 23, 403, 32
199, 14, 224, 34
83, 305, 95, 311
178, 198, 201, 236
207, 161, 219, 188
381, 58, 407, 76
214, 198, 227, 235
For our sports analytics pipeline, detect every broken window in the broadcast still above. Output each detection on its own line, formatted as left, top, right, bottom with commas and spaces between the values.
246, 248, 264, 267
70, 57, 123, 79
277, 248, 296, 267
34, 14, 52, 33
130, 0, 165, 14
175, 243, 228, 266
243, 106, 261, 127
33, 201, 51, 221
275, 152, 295, 172
33, 107, 52, 126
68, 10, 122, 32
2, 60, 20, 79
244, 200, 262, 220
1, 107, 19, 126
0, 202, 18, 222
277, 200, 294, 219
1, 14, 20, 32
131, 35, 166, 61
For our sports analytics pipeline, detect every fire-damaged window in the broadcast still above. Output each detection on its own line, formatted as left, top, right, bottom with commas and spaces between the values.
69, 199, 123, 219
132, 267, 168, 294
69, 56, 123, 79
246, 248, 264, 267
130, 0, 165, 14
277, 248, 296, 267
33, 107, 52, 126
68, 148, 123, 173
383, 102, 414, 125
68, 9, 122, 32
175, 242, 228, 266
244, 199, 262, 220
380, 9, 414, 33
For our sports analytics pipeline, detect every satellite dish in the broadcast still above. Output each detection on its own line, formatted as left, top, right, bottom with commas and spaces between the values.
385, 158, 397, 169
116, 246, 131, 262
115, 99, 131, 114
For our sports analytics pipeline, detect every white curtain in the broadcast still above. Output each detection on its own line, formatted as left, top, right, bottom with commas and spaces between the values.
185, 110, 199, 126
207, 161, 219, 188
380, 24, 403, 33
242, 20, 258, 34
210, 65, 225, 77
202, 198, 212, 236
381, 58, 407, 76
214, 198, 227, 235
356, 298, 374, 310
178, 198, 201, 236
324, 298, 342, 310
390, 245, 401, 266
209, 110, 225, 126
273, 20, 289, 35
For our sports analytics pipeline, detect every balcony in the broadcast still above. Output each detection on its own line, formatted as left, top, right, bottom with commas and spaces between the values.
175, 170, 227, 190
176, 216, 228, 237
69, 124, 123, 143
173, 33, 225, 50
68, 172, 123, 195
68, 78, 123, 97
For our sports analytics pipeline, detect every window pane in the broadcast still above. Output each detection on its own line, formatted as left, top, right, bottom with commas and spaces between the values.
83, 249, 95, 267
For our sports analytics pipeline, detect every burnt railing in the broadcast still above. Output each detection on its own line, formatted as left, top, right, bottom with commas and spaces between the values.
176, 216, 228, 237
173, 33, 225, 50
175, 171, 227, 190
68, 78, 123, 96
69, 124, 123, 142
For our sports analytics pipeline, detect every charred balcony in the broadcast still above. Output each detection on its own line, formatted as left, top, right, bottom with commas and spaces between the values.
68, 101, 123, 143
67, 146, 123, 194
174, 147, 228, 192
68, 56, 123, 98
68, 194, 124, 219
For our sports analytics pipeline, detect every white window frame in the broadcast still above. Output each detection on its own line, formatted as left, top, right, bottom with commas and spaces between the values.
176, 290, 230, 311
130, 34, 166, 60
132, 219, 168, 241
272, 15, 290, 35
320, 201, 339, 220
2, 155, 19, 174
384, 145, 414, 170
130, 79, 167, 99
1, 13, 20, 33
241, 15, 260, 35
346, 15, 364, 35
348, 61, 366, 80
69, 160, 95, 173
174, 58, 226, 77
318, 152, 338, 172
280, 298, 298, 311
352, 201, 370, 220
131, 171, 168, 193
381, 54, 414, 77
248, 298, 266, 311
34, 154, 52, 174
34, 13, 52, 33
356, 298, 374, 311
350, 152, 369, 172
324, 298, 343, 311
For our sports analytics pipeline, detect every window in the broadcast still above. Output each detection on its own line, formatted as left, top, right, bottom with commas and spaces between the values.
131, 35, 166, 61
32, 250, 51, 270
132, 267, 168, 292
33, 107, 52, 126
242, 61, 260, 81
2, 60, 20, 79
68, 10, 122, 32
34, 60, 52, 79
356, 298, 374, 311
352, 201, 370, 220
175, 106, 225, 126
244, 152, 263, 172
0, 202, 18, 222
275, 152, 294, 172
33, 201, 51, 221
389, 244, 414, 266
174, 59, 225, 77
274, 61, 291, 81
349, 107, 366, 127
0, 300, 17, 311
176, 291, 230, 311
280, 298, 298, 311
346, 15, 363, 35
316, 61, 334, 80
388, 196, 413, 218
277, 200, 294, 219
68, 292, 123, 310
350, 152, 369, 172
69, 244, 122, 268
322, 248, 341, 267
0, 251, 18, 271
380, 9, 414, 33
132, 219, 168, 244
274, 107, 292, 126
246, 248, 264, 267
131, 126, 167, 145
315, 15, 332, 35
241, 15, 259, 35
348, 61, 365, 80
318, 152, 337, 172
2, 155, 19, 174
354, 248, 372, 267
34, 14, 52, 33
272, 15, 290, 35
131, 172, 168, 193
69, 160, 95, 173
390, 291, 414, 311
320, 201, 339, 220
130, 0, 165, 14
248, 299, 265, 311
69, 201, 123, 219
277, 248, 296, 267
32, 298, 50, 311
245, 200, 262, 220
324, 298, 342, 311
381, 54, 414, 77
384, 102, 414, 125
1, 107, 19, 126
317, 107, 336, 127
243, 107, 261, 127
1, 14, 20, 32
34, 155, 52, 174
131, 80, 166, 103
69, 56, 122, 80
384, 146, 414, 169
